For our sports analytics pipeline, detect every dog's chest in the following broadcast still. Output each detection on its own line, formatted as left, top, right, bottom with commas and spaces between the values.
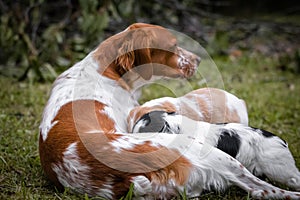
40, 55, 138, 140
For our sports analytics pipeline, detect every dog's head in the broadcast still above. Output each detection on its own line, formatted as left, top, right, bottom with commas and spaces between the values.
94, 23, 200, 86
127, 98, 177, 132
131, 111, 173, 134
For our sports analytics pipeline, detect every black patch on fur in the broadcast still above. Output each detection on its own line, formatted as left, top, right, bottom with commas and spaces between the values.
215, 122, 228, 125
167, 111, 176, 115
133, 111, 178, 134
216, 129, 241, 158
135, 111, 169, 133
253, 127, 276, 138
139, 113, 151, 126
160, 120, 173, 133
260, 129, 276, 138
251, 127, 287, 147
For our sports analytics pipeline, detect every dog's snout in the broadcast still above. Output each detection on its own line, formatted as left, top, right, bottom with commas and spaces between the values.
178, 47, 201, 64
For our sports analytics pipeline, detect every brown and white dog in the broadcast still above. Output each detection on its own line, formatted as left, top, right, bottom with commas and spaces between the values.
39, 23, 300, 199
128, 87, 249, 133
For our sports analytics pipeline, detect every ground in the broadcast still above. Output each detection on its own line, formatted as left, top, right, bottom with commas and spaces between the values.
0, 50, 299, 199
1, 12, 300, 200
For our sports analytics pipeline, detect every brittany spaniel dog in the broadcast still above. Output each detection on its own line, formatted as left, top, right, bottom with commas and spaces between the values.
39, 23, 300, 199
131, 110, 300, 192
128, 87, 249, 133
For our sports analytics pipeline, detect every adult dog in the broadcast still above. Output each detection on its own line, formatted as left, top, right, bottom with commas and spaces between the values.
39, 23, 300, 199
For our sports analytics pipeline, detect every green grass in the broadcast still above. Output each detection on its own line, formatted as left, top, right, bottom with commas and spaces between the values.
0, 53, 299, 199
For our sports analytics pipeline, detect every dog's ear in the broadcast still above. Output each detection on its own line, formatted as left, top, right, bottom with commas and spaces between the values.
133, 48, 153, 80
116, 40, 135, 72
132, 29, 154, 80
116, 29, 153, 80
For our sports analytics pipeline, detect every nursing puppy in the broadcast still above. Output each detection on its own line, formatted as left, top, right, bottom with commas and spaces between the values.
131, 111, 300, 191
128, 87, 249, 132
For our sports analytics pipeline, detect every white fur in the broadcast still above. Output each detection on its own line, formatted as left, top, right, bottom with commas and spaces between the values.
224, 91, 248, 125
132, 175, 153, 198
110, 135, 146, 153
97, 181, 114, 200
52, 142, 91, 194
39, 52, 139, 140
52, 142, 116, 198
142, 97, 178, 108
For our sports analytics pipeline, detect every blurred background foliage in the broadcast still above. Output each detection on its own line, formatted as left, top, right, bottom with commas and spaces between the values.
0, 0, 299, 82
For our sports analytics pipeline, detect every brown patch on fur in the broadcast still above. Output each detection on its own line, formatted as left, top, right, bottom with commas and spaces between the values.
179, 98, 210, 121
209, 88, 241, 123
40, 99, 192, 198
39, 135, 64, 190
77, 131, 192, 198
39, 100, 117, 193
71, 100, 116, 134
182, 89, 211, 121
126, 141, 192, 185
184, 88, 241, 123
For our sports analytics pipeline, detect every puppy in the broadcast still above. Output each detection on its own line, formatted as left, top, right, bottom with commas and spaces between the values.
128, 87, 249, 132
131, 111, 300, 191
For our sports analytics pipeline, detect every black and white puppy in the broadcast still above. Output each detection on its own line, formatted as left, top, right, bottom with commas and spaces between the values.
132, 111, 300, 191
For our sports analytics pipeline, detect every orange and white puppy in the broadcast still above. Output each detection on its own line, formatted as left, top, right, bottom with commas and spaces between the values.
128, 87, 248, 132
39, 23, 300, 199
